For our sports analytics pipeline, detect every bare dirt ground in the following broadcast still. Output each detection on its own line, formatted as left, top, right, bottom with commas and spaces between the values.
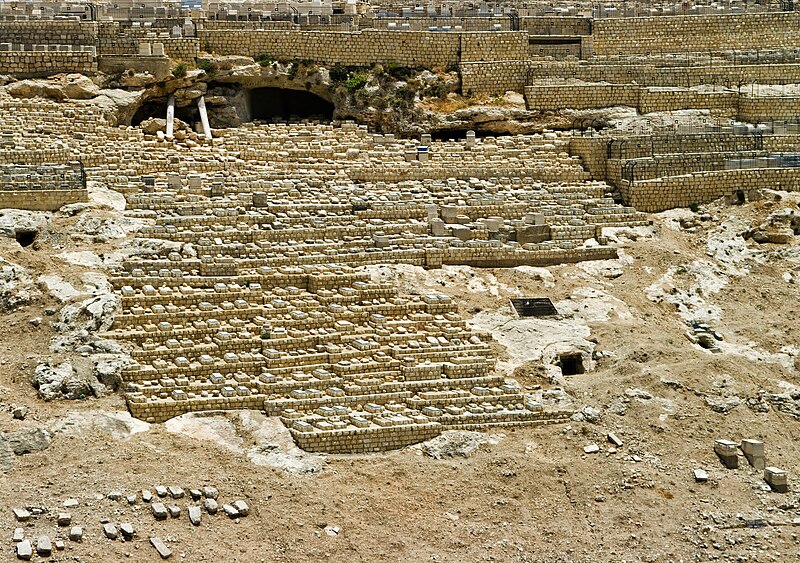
1, 192, 800, 562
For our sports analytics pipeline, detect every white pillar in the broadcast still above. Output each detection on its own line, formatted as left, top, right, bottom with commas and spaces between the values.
166, 95, 175, 139
197, 96, 212, 141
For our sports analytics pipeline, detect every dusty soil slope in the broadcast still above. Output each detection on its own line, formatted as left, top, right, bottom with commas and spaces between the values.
1, 192, 799, 562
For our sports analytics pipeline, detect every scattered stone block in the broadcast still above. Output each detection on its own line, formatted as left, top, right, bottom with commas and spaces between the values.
107, 491, 123, 501
150, 536, 172, 559
168, 505, 181, 518
202, 486, 218, 499
152, 503, 168, 520
607, 432, 623, 447
233, 500, 249, 516
12, 508, 31, 522
63, 499, 79, 509
57, 513, 71, 526
55, 540, 64, 551
126, 494, 137, 505
584, 443, 600, 454
714, 439, 739, 469
155, 485, 168, 497
167, 486, 184, 499
120, 523, 134, 540
12, 528, 24, 542
103, 523, 118, 540
35, 536, 51, 557
142, 489, 153, 503
188, 506, 201, 526
189, 489, 202, 501
693, 468, 709, 482
12, 406, 28, 420
16, 540, 32, 561
765, 467, 789, 493
69, 526, 83, 542
203, 498, 218, 514
742, 439, 765, 470
222, 504, 239, 518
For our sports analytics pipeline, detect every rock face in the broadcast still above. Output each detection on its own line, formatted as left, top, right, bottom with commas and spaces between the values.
0, 428, 52, 471
0, 209, 49, 239
7, 74, 99, 100
31, 361, 101, 401
421, 430, 502, 459
58, 294, 119, 333
0, 259, 39, 313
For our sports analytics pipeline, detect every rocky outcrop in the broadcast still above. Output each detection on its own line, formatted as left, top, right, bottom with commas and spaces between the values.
0, 258, 40, 313
32, 360, 102, 401
7, 73, 99, 100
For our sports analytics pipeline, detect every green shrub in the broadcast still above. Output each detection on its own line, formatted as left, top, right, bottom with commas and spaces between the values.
345, 72, 369, 93
254, 53, 275, 67
288, 61, 300, 80
171, 62, 187, 78
197, 59, 218, 74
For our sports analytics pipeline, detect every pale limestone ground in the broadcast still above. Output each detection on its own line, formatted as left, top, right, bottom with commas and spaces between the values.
0, 193, 799, 561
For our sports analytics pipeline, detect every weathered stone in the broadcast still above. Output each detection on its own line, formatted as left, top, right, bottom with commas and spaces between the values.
57, 513, 71, 526
152, 503, 168, 520
103, 523, 118, 540
35, 536, 51, 557
233, 500, 249, 516
150, 536, 172, 559
16, 540, 32, 560
167, 486, 184, 499
12, 508, 31, 522
203, 498, 218, 514
120, 523, 134, 539
69, 526, 83, 542
188, 506, 201, 526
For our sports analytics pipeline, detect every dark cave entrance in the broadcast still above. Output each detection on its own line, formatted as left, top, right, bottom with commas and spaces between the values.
131, 100, 199, 127
248, 87, 334, 122
15, 229, 37, 248
558, 353, 585, 376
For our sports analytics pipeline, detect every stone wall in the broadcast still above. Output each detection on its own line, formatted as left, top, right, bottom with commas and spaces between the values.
461, 32, 528, 62
522, 16, 591, 36
739, 96, 800, 123
460, 60, 530, 97
0, 189, 88, 211
592, 12, 800, 56
525, 83, 799, 121
0, 20, 97, 46
198, 29, 526, 67
0, 51, 96, 77
619, 168, 800, 212
527, 61, 800, 87
98, 55, 170, 78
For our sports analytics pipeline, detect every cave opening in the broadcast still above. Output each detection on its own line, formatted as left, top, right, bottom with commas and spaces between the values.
15, 229, 37, 248
558, 353, 585, 376
248, 87, 334, 122
131, 100, 199, 127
